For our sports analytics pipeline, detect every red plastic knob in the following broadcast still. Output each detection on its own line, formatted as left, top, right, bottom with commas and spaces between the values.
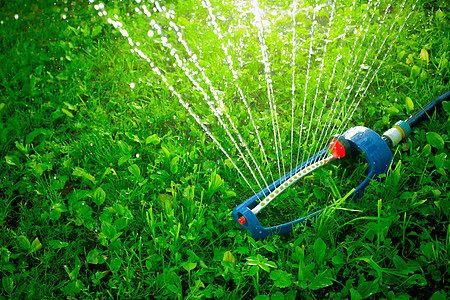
330, 139, 346, 158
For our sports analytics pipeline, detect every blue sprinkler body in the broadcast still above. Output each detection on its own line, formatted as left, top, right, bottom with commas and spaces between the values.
232, 126, 393, 239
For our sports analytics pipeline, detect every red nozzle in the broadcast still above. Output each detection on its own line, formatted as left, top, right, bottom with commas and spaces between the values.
238, 216, 246, 225
330, 138, 346, 158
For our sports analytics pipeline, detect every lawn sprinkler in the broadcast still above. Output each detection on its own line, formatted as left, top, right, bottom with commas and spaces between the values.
232, 91, 450, 239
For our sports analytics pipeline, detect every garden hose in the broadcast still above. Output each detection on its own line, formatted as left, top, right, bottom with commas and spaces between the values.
232, 91, 450, 239
382, 90, 450, 147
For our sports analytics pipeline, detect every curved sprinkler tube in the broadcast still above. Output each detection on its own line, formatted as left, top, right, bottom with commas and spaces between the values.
232, 91, 449, 239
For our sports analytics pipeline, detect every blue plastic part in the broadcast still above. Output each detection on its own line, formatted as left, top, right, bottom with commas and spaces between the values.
232, 126, 393, 239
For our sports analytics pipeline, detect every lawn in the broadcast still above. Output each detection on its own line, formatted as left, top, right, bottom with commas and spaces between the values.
0, 0, 449, 299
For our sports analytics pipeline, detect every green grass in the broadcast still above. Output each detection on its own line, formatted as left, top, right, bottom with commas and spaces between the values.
1, 0, 449, 299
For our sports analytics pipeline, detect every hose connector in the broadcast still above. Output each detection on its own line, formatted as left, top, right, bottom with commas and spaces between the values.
382, 120, 411, 147
394, 120, 412, 138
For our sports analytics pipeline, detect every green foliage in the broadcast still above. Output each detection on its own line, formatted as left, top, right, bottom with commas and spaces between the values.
0, 0, 449, 299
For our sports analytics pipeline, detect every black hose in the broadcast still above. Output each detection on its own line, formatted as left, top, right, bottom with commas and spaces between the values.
406, 91, 450, 129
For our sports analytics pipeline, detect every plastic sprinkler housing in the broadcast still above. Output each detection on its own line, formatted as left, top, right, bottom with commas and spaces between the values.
338, 126, 393, 198
232, 126, 393, 239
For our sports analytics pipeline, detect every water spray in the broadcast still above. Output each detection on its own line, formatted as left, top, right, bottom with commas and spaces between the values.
232, 91, 450, 239
93, 0, 440, 239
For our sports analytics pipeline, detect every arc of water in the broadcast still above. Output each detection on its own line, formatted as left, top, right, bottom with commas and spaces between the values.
312, 0, 383, 153
251, 0, 286, 179
155, 68, 258, 195
111, 23, 257, 192
244, 2, 343, 214
295, 5, 317, 168
300, 1, 336, 167
200, 0, 276, 188
146, 0, 274, 195
145, 10, 271, 195
250, 2, 344, 212
262, 0, 414, 213
289, 0, 299, 175
98, 2, 262, 194
310, 0, 376, 162
340, 1, 392, 110
337, 2, 414, 135
330, 0, 410, 140
333, 0, 380, 95
309, 0, 357, 164
155, 16, 270, 194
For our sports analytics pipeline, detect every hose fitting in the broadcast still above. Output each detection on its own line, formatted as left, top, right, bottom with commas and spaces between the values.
393, 120, 412, 138
382, 120, 411, 147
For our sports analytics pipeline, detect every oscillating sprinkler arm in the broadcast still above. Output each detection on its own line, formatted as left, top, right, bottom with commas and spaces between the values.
232, 126, 393, 239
